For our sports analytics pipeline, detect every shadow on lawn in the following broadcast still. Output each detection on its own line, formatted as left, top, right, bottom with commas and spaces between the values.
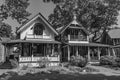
7, 71, 120, 80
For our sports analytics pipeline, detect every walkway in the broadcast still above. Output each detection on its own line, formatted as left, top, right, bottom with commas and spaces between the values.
87, 64, 120, 76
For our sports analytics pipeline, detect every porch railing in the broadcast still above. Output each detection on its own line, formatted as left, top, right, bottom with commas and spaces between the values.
68, 35, 87, 41
26, 34, 51, 39
19, 56, 60, 62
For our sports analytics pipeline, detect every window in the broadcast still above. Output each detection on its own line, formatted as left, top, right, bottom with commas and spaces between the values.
34, 23, 45, 35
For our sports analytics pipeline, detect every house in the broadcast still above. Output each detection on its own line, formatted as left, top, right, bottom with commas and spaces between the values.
56, 15, 113, 62
1, 12, 115, 67
102, 28, 120, 57
0, 38, 10, 62
2, 13, 61, 67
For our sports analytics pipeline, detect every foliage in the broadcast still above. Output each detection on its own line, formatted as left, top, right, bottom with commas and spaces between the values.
0, 0, 31, 24
0, 22, 12, 37
9, 59, 19, 68
21, 65, 28, 70
43, 0, 120, 42
70, 55, 88, 67
0, 60, 13, 69
100, 55, 120, 67
37, 58, 50, 68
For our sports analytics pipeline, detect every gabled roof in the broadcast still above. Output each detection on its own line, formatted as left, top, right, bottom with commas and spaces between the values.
59, 20, 89, 35
108, 28, 120, 39
17, 13, 58, 35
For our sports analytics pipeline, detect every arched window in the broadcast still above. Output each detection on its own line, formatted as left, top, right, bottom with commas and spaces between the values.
34, 23, 45, 35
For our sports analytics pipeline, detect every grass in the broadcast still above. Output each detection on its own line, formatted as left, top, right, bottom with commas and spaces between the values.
0, 66, 120, 80
0, 71, 120, 80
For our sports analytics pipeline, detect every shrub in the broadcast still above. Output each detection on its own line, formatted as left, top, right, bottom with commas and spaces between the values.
21, 65, 28, 70
100, 56, 120, 67
10, 59, 18, 68
100, 56, 115, 65
69, 55, 87, 67
37, 57, 50, 68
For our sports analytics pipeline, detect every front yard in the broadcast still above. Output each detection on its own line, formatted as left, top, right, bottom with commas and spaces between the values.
0, 66, 120, 80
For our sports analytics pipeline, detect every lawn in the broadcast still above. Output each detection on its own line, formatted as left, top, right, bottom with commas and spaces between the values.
6, 71, 120, 80
0, 69, 120, 80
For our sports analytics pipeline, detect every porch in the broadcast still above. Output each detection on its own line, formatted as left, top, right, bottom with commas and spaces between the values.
3, 40, 61, 67
62, 43, 115, 62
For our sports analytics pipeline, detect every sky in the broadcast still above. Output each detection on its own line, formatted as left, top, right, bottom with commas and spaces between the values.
2, 0, 120, 33
4, 0, 55, 33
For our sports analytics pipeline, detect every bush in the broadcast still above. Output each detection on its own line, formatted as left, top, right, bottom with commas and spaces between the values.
0, 60, 13, 69
100, 56, 116, 65
37, 57, 50, 68
69, 55, 87, 68
100, 56, 120, 67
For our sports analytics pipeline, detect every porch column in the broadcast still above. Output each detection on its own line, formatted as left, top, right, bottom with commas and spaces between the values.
19, 43, 22, 62
58, 44, 61, 62
88, 47, 91, 61
68, 46, 70, 61
108, 48, 111, 56
112, 48, 116, 57
76, 46, 78, 56
31, 43, 33, 61
52, 44, 54, 56
98, 47, 101, 60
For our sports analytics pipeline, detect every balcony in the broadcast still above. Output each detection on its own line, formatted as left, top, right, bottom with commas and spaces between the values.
68, 35, 88, 43
26, 34, 51, 39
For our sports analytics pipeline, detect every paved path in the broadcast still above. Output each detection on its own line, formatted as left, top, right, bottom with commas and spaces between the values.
87, 64, 120, 76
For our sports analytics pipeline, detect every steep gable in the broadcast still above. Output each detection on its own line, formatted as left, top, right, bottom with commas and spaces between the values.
17, 13, 58, 35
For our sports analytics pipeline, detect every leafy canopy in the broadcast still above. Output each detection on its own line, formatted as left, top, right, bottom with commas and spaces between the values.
0, 0, 31, 38
43, 0, 120, 33
0, 0, 31, 24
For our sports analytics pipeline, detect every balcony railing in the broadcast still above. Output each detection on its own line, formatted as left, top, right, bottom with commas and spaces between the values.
68, 35, 87, 41
26, 34, 51, 39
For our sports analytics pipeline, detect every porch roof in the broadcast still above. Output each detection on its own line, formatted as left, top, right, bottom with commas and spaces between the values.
2, 39, 61, 44
112, 45, 120, 48
68, 43, 110, 47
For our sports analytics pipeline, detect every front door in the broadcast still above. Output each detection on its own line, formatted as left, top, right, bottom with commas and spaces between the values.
90, 48, 99, 62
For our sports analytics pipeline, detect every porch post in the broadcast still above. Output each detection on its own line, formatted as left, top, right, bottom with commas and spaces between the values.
88, 47, 90, 61
98, 47, 101, 60
52, 44, 54, 56
58, 44, 61, 62
108, 48, 111, 56
76, 46, 78, 56
112, 48, 116, 57
68, 46, 70, 61
31, 43, 33, 61
19, 43, 22, 62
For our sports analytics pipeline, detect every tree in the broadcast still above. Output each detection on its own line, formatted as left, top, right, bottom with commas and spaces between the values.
0, 22, 12, 38
0, 0, 31, 24
43, 0, 120, 42
0, 0, 31, 38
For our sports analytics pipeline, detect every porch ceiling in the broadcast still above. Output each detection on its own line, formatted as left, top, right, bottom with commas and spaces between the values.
68, 43, 110, 47
2, 39, 61, 44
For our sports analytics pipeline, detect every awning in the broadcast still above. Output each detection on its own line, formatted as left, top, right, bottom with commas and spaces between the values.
68, 43, 110, 47
2, 39, 61, 44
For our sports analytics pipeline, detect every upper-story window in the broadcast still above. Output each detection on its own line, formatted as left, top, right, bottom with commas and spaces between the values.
34, 23, 45, 35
